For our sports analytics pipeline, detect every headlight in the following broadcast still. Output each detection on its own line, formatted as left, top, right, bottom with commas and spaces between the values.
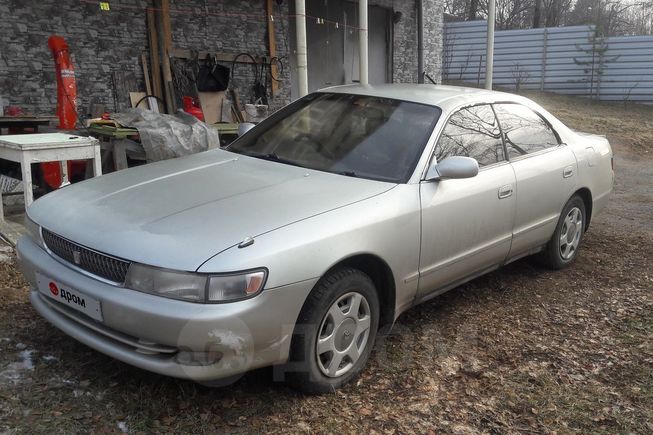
124, 264, 267, 303
24, 216, 44, 248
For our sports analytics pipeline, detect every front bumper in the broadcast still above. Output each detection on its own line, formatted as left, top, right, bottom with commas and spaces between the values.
17, 236, 316, 381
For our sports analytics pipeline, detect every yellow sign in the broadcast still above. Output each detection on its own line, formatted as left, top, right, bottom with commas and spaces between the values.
99, 2, 110, 11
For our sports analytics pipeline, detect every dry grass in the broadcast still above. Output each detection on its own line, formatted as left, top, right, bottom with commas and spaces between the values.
0, 92, 651, 434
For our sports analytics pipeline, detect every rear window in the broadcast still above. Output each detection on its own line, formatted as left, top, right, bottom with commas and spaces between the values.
493, 103, 559, 158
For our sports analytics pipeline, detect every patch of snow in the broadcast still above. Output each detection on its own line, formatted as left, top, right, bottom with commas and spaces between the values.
0, 349, 34, 383
18, 350, 33, 370
42, 355, 58, 362
0, 246, 12, 263
117, 421, 128, 433
15, 342, 26, 350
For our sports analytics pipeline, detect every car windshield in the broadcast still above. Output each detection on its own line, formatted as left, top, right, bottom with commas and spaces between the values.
227, 93, 441, 183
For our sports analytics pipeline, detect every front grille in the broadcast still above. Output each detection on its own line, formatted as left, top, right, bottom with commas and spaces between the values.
42, 229, 130, 284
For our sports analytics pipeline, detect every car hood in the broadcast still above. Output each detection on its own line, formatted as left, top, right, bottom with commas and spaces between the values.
28, 149, 395, 271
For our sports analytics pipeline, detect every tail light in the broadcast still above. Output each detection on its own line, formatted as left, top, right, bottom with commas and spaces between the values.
611, 156, 615, 171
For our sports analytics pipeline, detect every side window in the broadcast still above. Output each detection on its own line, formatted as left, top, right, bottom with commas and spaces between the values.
434, 104, 505, 167
493, 103, 559, 158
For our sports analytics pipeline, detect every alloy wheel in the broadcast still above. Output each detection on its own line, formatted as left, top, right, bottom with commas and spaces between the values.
559, 206, 583, 260
316, 292, 372, 378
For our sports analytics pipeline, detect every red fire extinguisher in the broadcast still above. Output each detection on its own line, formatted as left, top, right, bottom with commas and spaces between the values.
48, 35, 77, 129
42, 35, 85, 190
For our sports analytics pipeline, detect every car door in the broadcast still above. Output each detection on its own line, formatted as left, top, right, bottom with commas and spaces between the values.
417, 104, 516, 300
493, 103, 578, 261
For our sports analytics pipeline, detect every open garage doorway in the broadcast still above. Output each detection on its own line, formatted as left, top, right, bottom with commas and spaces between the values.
289, 1, 393, 98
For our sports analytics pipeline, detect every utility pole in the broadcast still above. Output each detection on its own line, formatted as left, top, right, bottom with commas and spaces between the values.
359, 0, 369, 85
485, 0, 495, 90
417, 0, 424, 83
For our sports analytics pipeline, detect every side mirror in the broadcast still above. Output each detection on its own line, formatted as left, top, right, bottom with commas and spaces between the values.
426, 156, 479, 181
238, 122, 256, 136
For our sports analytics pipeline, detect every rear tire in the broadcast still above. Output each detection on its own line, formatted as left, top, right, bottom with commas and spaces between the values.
286, 268, 379, 394
540, 195, 586, 269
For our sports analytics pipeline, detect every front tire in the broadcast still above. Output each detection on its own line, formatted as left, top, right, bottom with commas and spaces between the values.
286, 268, 380, 394
540, 195, 586, 269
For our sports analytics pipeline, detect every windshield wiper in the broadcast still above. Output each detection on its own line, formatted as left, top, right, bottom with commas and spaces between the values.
339, 170, 359, 178
246, 152, 304, 168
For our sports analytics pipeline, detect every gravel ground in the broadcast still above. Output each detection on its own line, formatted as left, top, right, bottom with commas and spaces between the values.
0, 93, 651, 434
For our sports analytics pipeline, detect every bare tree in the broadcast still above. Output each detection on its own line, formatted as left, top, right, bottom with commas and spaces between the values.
444, 0, 650, 35
443, 0, 470, 18
468, 0, 480, 20
511, 63, 531, 91
533, 0, 544, 27
568, 0, 640, 35
477, 0, 535, 30
442, 32, 457, 80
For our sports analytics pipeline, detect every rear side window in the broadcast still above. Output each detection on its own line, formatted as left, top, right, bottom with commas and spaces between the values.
493, 103, 559, 158
434, 104, 505, 167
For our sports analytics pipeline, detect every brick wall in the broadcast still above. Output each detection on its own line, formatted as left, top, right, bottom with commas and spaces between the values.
169, 0, 292, 111
0, 0, 442, 118
0, 0, 292, 117
422, 0, 444, 83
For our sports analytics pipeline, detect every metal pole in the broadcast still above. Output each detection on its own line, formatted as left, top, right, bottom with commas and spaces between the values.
295, 0, 309, 96
485, 0, 495, 90
359, 0, 369, 85
417, 0, 424, 83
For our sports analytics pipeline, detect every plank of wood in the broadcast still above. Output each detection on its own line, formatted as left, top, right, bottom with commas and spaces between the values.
198, 92, 225, 125
146, 8, 163, 101
140, 52, 159, 112
161, 0, 172, 49
141, 52, 152, 95
155, 0, 175, 113
266, 0, 278, 96
230, 89, 245, 123
129, 92, 148, 110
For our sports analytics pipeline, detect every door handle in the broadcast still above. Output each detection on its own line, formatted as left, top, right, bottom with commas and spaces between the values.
563, 165, 574, 178
498, 184, 513, 199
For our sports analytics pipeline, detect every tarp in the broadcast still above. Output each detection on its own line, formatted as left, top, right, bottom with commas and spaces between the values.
111, 109, 220, 162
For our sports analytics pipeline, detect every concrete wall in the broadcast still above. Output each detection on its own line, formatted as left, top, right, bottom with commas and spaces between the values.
0, 0, 292, 117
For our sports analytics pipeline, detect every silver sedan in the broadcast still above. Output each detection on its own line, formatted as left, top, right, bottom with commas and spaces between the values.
18, 85, 614, 393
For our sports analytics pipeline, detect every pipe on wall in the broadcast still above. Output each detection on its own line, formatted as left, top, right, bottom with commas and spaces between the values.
417, 0, 424, 83
359, 0, 369, 85
295, 0, 309, 96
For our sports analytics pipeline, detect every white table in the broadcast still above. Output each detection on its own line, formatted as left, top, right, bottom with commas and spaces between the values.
0, 133, 101, 219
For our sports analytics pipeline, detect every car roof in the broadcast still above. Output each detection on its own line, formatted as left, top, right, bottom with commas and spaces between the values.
318, 83, 521, 110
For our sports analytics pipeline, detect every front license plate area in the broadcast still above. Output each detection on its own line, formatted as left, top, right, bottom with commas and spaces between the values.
36, 273, 103, 322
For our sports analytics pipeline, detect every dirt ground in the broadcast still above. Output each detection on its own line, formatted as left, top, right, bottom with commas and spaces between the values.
0, 92, 651, 434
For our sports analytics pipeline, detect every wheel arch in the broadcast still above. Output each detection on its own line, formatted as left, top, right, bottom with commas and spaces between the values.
322, 253, 397, 331
573, 187, 593, 230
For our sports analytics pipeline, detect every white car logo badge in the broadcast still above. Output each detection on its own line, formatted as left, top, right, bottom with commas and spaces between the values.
73, 250, 81, 265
